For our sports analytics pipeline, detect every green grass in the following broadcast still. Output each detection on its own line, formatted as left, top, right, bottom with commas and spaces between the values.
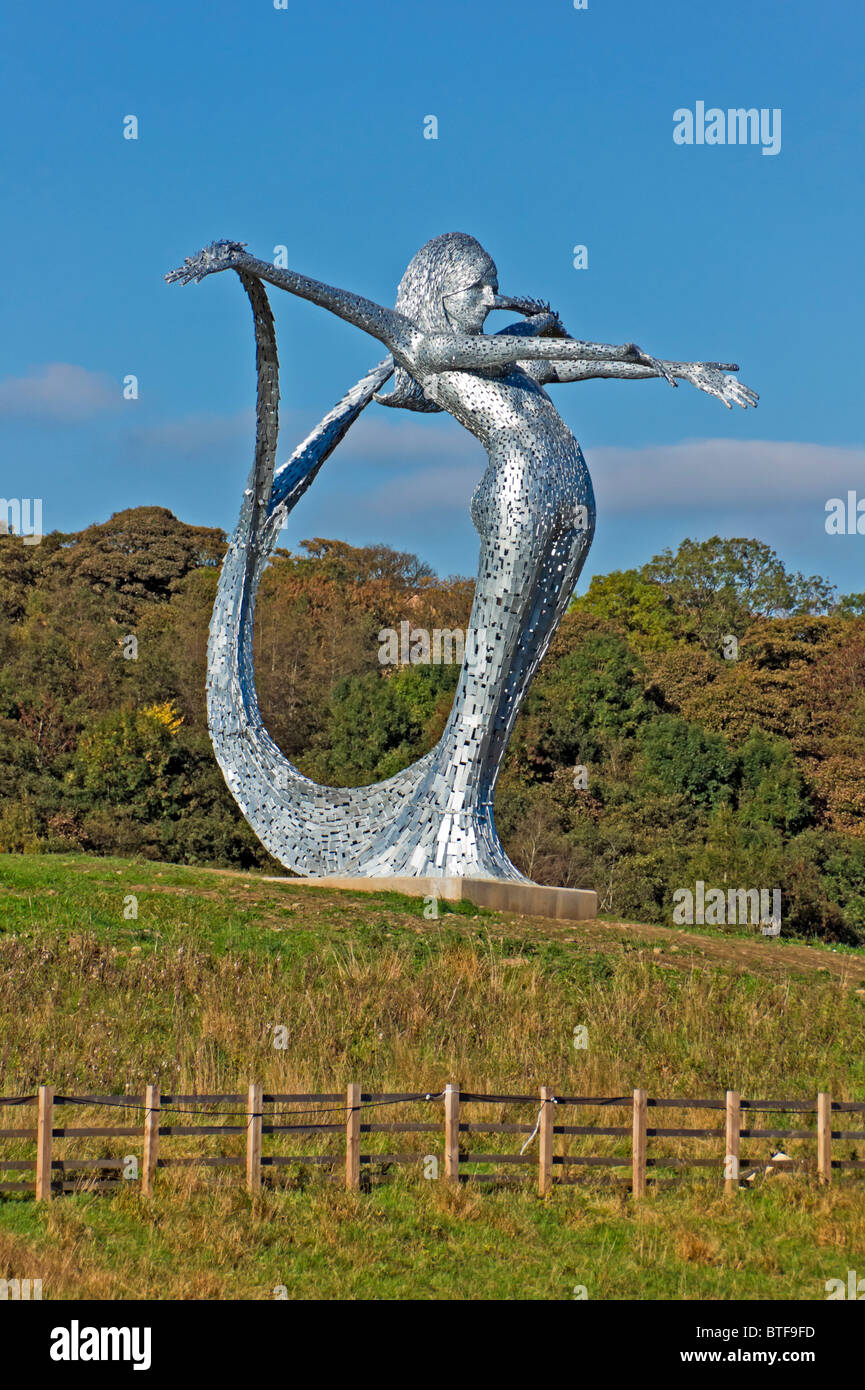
0, 852, 863, 1300
1, 1176, 862, 1301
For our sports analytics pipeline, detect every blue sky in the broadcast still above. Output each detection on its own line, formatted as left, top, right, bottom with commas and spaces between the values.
1, 0, 863, 593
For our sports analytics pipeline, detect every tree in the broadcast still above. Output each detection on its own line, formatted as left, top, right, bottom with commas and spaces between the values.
736, 728, 813, 834
511, 627, 660, 779
837, 591, 865, 617
641, 537, 836, 651
45, 507, 225, 623
72, 702, 187, 817
290, 538, 434, 588
1, 514, 862, 942
637, 714, 736, 811
572, 569, 682, 650
305, 662, 458, 785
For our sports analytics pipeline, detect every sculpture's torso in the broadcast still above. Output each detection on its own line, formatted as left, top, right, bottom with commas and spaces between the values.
424, 364, 595, 541
350, 363, 597, 879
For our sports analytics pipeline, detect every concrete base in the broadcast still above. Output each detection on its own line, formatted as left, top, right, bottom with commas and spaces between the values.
262, 874, 598, 923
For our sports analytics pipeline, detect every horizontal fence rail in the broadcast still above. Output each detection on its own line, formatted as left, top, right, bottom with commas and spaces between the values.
0, 1085, 863, 1200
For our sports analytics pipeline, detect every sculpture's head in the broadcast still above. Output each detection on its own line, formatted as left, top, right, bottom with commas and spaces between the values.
396, 231, 498, 334
378, 232, 525, 411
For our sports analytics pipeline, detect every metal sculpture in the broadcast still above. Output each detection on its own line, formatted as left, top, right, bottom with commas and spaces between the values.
166, 234, 756, 880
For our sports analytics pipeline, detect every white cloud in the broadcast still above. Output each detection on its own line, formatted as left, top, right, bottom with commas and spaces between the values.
0, 364, 119, 421
365, 464, 477, 517
128, 408, 254, 458
331, 411, 479, 463
125, 404, 473, 470
590, 439, 865, 514
315, 437, 865, 523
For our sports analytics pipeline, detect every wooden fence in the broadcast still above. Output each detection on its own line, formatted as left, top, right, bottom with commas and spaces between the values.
1, 1085, 863, 1200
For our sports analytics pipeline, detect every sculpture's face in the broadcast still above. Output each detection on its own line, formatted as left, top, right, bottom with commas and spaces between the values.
442, 265, 499, 334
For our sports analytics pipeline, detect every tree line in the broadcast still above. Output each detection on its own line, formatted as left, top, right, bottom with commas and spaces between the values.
0, 508, 862, 942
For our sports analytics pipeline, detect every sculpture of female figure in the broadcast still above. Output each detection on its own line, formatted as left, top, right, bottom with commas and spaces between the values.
167, 234, 756, 881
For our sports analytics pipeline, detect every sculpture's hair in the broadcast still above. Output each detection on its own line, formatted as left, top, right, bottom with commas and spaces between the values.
376, 232, 496, 412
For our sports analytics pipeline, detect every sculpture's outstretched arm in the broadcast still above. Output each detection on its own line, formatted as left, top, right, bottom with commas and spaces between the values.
166, 240, 418, 362
416, 330, 679, 385
541, 358, 759, 410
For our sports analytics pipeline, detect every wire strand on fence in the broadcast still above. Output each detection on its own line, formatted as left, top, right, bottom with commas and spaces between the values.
2, 1091, 448, 1120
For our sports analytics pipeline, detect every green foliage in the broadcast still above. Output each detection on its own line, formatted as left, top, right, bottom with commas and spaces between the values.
837, 591, 865, 617
48, 506, 225, 623
637, 715, 737, 811
514, 630, 659, 776
577, 536, 838, 656
736, 728, 813, 834
289, 536, 434, 587
642, 536, 836, 649
307, 662, 459, 784
72, 704, 184, 815
0, 797, 42, 853
573, 569, 682, 650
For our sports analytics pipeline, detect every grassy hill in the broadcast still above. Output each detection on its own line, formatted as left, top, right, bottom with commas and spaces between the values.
0, 852, 863, 1300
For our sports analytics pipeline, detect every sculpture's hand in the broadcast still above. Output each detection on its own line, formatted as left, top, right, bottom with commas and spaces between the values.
165, 240, 247, 285
532, 308, 569, 338
518, 297, 560, 322
497, 295, 551, 318
495, 295, 568, 336
524, 309, 570, 338
624, 344, 678, 387
685, 362, 759, 410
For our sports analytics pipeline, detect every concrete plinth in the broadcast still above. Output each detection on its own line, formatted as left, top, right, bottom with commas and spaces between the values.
262, 874, 598, 923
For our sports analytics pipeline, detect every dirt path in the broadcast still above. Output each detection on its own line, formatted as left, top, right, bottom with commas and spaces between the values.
543, 915, 865, 986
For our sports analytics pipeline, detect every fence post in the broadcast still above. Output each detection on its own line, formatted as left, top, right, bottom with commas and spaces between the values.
142, 1084, 160, 1198
444, 1083, 460, 1183
346, 1083, 360, 1191
35, 1085, 54, 1202
632, 1088, 647, 1199
539, 1086, 555, 1196
246, 1081, 262, 1194
817, 1091, 832, 1184
725, 1090, 740, 1193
